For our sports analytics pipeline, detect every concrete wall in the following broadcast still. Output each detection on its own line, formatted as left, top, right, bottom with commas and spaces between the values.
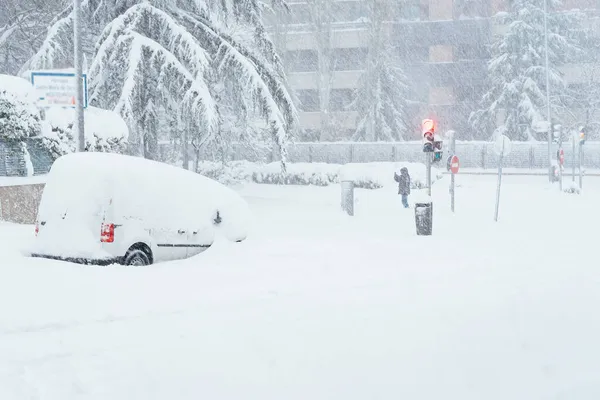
0, 184, 45, 225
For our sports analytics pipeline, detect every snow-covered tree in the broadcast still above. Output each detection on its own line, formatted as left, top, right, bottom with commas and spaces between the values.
0, 0, 67, 74
23, 0, 297, 169
350, 0, 411, 141
470, 0, 584, 141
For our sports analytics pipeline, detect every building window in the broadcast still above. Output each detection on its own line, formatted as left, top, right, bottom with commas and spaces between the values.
455, 43, 489, 60
287, 3, 311, 25
296, 89, 320, 112
395, 45, 428, 63
331, 1, 369, 23
330, 89, 355, 111
332, 47, 368, 70
455, 84, 486, 103
286, 50, 318, 72
455, 0, 490, 19
397, 0, 428, 20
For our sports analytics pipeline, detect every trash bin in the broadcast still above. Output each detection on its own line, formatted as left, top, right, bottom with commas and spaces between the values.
414, 202, 433, 236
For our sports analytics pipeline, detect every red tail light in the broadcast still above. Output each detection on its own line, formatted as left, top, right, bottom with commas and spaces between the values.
35, 222, 39, 236
100, 223, 115, 243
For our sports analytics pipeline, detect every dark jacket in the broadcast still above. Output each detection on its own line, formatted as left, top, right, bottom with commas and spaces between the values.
394, 168, 411, 195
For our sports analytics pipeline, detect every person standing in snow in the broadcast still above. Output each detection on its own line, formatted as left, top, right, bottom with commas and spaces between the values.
394, 167, 411, 208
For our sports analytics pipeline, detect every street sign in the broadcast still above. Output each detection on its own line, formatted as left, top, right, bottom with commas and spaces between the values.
533, 120, 550, 133
31, 71, 88, 108
450, 155, 460, 174
493, 134, 512, 156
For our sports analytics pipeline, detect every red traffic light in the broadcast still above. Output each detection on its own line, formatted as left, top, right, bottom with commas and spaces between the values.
422, 119, 435, 142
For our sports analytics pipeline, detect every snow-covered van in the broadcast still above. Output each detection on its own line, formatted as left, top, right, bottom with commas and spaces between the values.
31, 152, 250, 266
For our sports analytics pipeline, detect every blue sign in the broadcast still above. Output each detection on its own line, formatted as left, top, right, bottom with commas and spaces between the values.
31, 71, 88, 109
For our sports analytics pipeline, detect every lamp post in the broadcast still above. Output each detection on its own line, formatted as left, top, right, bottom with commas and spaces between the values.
544, 0, 552, 181
74, 0, 85, 152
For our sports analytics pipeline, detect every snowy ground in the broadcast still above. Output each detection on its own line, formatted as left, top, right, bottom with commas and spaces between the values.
1, 174, 600, 399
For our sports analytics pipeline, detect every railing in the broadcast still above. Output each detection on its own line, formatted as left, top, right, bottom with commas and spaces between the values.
159, 141, 600, 169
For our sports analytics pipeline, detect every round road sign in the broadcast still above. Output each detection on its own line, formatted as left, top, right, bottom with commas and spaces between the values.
493, 134, 512, 156
450, 155, 460, 174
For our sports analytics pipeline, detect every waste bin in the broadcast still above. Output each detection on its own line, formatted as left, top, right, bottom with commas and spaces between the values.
414, 202, 433, 236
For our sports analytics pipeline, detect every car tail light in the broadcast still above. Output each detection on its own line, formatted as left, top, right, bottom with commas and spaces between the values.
35, 222, 39, 236
100, 222, 115, 243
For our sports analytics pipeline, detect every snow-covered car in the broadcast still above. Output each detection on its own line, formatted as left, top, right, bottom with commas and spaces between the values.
30, 152, 250, 266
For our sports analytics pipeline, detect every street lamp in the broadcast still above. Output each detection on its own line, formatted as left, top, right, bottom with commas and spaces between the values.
73, 0, 85, 152
544, 0, 552, 181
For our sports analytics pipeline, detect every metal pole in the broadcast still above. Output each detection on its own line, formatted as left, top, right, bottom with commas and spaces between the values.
73, 0, 85, 152
544, 0, 552, 182
572, 133, 576, 182
558, 130, 563, 191
426, 153, 432, 197
494, 142, 504, 222
450, 133, 456, 213
579, 143, 583, 189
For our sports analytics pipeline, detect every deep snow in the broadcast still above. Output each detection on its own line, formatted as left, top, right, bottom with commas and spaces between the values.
1, 174, 600, 399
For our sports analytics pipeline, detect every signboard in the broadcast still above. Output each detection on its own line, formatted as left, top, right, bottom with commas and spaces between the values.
31, 71, 88, 108
533, 120, 550, 133
450, 155, 460, 174
493, 135, 512, 156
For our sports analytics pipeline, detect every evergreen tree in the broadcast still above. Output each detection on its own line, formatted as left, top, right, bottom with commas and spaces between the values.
23, 0, 297, 168
350, 0, 411, 141
470, 0, 584, 141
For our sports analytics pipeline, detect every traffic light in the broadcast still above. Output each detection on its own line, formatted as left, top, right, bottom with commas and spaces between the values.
422, 119, 435, 153
433, 133, 443, 163
580, 126, 586, 145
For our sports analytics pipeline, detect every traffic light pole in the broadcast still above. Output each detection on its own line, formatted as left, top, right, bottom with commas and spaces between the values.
426, 153, 432, 197
579, 142, 583, 189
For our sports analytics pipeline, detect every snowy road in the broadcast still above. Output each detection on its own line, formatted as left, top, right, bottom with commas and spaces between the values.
1, 175, 600, 399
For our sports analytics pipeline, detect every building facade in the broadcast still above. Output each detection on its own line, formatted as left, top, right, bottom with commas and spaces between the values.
265, 0, 600, 141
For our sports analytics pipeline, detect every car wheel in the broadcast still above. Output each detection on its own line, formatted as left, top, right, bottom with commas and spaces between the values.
124, 249, 151, 266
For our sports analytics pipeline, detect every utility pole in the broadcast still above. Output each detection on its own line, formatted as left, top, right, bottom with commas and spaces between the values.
544, 0, 552, 182
74, 0, 85, 152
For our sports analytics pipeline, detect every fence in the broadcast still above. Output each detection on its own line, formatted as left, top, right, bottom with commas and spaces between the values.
160, 141, 600, 169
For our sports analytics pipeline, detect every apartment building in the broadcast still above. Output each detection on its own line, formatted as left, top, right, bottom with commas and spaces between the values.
265, 0, 600, 141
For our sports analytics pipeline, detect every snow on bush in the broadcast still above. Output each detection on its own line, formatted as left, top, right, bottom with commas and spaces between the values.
196, 161, 443, 190
0, 74, 42, 141
564, 182, 581, 194
42, 107, 129, 157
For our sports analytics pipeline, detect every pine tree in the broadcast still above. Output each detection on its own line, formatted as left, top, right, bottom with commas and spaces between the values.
23, 0, 297, 169
350, 0, 411, 142
470, 0, 584, 141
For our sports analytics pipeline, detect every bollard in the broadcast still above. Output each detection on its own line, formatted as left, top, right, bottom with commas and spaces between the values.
341, 180, 354, 216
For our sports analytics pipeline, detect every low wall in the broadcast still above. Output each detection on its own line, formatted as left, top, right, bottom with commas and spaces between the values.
0, 183, 45, 225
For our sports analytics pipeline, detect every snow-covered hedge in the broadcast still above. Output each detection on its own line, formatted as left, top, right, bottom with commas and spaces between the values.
0, 74, 128, 159
196, 161, 443, 190
42, 107, 129, 157
0, 74, 42, 142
